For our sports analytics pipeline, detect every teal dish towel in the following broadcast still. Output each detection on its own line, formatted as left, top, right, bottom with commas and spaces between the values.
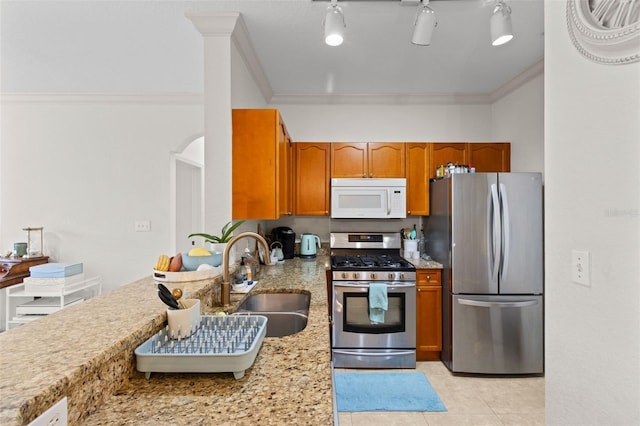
368, 283, 388, 323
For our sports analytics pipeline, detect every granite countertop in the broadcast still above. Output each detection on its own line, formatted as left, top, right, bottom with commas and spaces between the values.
405, 254, 444, 270
0, 256, 333, 425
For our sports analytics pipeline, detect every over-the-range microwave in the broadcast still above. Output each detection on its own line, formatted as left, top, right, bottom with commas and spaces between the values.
330, 178, 407, 219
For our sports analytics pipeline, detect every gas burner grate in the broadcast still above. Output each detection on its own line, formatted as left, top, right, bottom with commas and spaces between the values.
331, 253, 414, 270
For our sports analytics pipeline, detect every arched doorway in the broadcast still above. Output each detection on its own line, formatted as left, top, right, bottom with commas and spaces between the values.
170, 136, 204, 254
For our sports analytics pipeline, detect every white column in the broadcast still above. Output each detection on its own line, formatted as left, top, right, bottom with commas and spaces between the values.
186, 13, 239, 235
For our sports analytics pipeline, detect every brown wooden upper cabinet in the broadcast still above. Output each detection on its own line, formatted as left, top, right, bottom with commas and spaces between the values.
294, 143, 330, 216
331, 142, 405, 178
429, 142, 510, 178
232, 109, 293, 219
429, 143, 468, 179
467, 143, 510, 173
405, 143, 430, 216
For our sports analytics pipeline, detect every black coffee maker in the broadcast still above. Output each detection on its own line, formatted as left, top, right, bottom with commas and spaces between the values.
271, 227, 295, 259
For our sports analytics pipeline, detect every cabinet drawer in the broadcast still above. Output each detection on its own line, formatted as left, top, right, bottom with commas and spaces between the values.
417, 270, 441, 286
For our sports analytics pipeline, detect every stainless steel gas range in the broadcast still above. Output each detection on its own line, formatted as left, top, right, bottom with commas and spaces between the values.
330, 232, 416, 369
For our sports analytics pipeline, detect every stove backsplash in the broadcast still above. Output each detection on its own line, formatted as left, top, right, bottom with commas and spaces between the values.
240, 217, 423, 246
330, 218, 421, 235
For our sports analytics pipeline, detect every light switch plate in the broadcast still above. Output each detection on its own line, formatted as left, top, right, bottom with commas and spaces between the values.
571, 250, 590, 286
135, 220, 151, 232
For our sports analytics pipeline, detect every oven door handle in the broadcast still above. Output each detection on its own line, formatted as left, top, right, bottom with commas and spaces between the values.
333, 282, 415, 289
333, 349, 416, 357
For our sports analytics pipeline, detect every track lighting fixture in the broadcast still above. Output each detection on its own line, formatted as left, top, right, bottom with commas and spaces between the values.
490, 0, 513, 46
324, 0, 345, 46
411, 0, 437, 46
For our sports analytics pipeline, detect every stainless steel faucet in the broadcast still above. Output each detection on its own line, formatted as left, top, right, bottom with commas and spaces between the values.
220, 231, 272, 307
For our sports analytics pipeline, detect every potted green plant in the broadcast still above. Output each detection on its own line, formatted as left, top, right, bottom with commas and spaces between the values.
188, 220, 245, 244
188, 220, 245, 266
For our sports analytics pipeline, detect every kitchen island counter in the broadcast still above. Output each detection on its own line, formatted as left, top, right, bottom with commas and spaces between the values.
0, 256, 333, 425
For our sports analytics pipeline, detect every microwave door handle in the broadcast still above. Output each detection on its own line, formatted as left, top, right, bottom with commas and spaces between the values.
386, 188, 391, 216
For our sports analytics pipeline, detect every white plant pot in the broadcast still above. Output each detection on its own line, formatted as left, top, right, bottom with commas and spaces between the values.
209, 242, 236, 267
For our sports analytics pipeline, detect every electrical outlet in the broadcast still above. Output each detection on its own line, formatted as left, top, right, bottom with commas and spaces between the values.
135, 220, 151, 232
28, 397, 67, 426
571, 250, 590, 286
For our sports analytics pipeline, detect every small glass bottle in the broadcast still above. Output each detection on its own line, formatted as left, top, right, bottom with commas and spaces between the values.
418, 229, 427, 259
243, 247, 257, 282
239, 257, 248, 282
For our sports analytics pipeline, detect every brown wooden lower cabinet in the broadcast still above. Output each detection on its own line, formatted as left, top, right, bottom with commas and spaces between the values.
416, 269, 442, 361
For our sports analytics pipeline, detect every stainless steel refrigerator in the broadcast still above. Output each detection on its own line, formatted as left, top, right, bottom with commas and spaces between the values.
426, 173, 543, 374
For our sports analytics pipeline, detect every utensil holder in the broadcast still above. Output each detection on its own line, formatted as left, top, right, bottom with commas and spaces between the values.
167, 299, 201, 339
403, 240, 418, 259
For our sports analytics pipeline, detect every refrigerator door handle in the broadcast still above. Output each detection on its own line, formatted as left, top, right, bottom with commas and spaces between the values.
490, 183, 501, 283
457, 298, 539, 308
499, 183, 510, 282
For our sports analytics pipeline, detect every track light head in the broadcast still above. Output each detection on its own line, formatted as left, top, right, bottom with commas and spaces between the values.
324, 1, 345, 46
412, 0, 437, 46
490, 0, 513, 46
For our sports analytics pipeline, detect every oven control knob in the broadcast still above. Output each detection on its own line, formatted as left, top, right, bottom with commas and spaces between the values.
370, 273, 376, 279
353, 272, 360, 279
388, 273, 394, 280
341, 272, 348, 279
400, 273, 405, 280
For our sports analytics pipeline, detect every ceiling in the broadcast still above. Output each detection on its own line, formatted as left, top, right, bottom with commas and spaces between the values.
190, 0, 545, 100
0, 0, 544, 101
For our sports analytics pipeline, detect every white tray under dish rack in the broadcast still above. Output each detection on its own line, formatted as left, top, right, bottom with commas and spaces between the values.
135, 314, 267, 380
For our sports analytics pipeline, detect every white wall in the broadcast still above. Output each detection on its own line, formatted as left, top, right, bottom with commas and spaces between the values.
545, 2, 640, 425
276, 103, 492, 142
231, 44, 268, 109
492, 72, 545, 176
0, 96, 203, 292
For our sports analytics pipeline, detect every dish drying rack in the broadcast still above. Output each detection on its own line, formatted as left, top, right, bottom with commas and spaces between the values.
135, 314, 267, 380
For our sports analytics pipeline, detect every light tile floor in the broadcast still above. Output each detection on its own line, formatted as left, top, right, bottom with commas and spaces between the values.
336, 361, 545, 426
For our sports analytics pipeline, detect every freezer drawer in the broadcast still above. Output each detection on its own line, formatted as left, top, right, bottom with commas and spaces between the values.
451, 295, 543, 374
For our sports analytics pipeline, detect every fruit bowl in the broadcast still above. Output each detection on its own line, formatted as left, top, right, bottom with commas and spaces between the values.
182, 252, 222, 270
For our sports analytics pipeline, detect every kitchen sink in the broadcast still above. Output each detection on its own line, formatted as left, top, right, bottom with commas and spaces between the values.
234, 292, 310, 337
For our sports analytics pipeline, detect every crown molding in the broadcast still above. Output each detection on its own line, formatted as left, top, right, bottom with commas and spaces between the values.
229, 14, 274, 102
270, 92, 492, 105
489, 59, 544, 103
0, 63, 544, 107
0, 93, 204, 104
186, 12, 273, 104
270, 61, 545, 106
185, 12, 241, 37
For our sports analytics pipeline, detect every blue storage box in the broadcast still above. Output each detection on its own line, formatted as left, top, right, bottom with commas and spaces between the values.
29, 262, 83, 278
